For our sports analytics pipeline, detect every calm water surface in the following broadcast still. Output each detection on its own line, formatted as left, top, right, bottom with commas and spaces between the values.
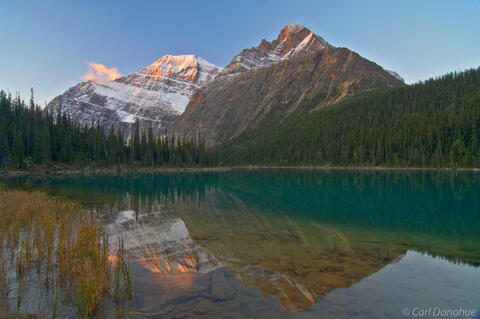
4, 169, 480, 318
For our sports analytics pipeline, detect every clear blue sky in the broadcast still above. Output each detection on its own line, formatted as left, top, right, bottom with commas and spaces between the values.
1, 0, 479, 105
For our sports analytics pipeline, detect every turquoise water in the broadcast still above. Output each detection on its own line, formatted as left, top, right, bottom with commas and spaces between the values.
4, 169, 480, 318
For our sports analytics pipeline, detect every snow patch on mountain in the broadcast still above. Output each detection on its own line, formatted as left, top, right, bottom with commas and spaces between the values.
93, 81, 190, 115
221, 24, 332, 76
385, 69, 404, 82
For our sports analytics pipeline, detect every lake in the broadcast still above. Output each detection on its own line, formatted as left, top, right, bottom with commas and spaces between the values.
3, 169, 480, 318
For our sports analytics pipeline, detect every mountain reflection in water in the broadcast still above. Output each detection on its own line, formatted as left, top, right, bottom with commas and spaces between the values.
106, 211, 220, 275
4, 170, 480, 318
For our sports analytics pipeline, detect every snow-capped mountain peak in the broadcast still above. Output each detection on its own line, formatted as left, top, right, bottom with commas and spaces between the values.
140, 54, 221, 83
46, 54, 221, 136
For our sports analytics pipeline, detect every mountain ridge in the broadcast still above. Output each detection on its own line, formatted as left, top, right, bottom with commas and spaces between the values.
173, 24, 404, 145
220, 24, 333, 76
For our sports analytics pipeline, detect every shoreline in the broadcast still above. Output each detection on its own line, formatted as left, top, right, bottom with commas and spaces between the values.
1, 165, 479, 177
238, 165, 480, 172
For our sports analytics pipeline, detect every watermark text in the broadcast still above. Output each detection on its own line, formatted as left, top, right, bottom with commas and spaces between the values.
403, 306, 477, 318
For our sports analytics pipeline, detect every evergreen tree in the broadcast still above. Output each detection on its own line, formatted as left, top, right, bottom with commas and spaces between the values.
472, 122, 479, 156
12, 130, 24, 168
0, 134, 11, 169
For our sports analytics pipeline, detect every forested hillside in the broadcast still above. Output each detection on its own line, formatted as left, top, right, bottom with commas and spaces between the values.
220, 68, 480, 168
0, 90, 216, 169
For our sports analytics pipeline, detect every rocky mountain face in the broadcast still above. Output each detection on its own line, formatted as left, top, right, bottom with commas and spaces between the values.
222, 24, 332, 75
46, 55, 221, 136
174, 24, 404, 145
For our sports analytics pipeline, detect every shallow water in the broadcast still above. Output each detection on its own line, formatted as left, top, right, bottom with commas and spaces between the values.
3, 169, 480, 318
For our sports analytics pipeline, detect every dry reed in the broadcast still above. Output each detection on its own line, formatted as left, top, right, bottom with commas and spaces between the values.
0, 188, 132, 317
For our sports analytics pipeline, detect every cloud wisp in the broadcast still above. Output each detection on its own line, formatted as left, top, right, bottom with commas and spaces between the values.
82, 62, 122, 83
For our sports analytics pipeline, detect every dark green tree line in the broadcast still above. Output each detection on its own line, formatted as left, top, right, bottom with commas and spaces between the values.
0, 91, 216, 169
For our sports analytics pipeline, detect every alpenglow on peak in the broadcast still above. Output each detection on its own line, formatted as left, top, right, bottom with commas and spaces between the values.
140, 54, 222, 84
221, 24, 333, 75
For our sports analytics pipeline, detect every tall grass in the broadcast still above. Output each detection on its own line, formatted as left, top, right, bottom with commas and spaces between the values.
113, 237, 132, 303
0, 189, 132, 317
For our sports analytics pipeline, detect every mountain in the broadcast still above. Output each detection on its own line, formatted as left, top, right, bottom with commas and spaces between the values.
46, 55, 221, 135
173, 25, 404, 145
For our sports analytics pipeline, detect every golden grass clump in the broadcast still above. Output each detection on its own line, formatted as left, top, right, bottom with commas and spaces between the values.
0, 188, 129, 317
113, 237, 132, 303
